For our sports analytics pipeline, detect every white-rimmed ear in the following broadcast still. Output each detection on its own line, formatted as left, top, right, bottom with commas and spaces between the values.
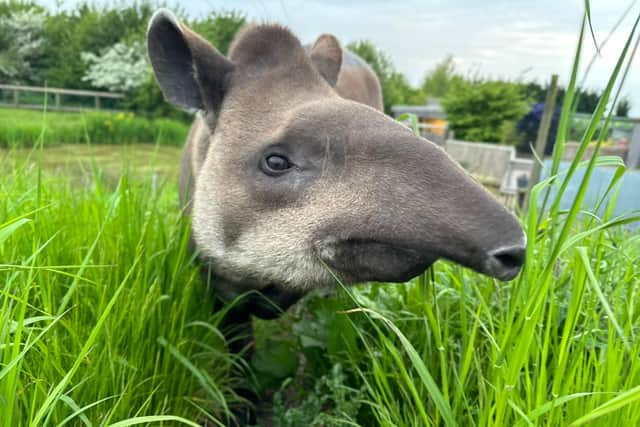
147, 9, 234, 112
309, 34, 343, 86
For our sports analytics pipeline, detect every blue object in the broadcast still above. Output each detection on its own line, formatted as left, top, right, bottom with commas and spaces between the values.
540, 160, 640, 228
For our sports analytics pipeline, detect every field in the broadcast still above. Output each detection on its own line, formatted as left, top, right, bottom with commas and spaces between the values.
2, 10, 640, 427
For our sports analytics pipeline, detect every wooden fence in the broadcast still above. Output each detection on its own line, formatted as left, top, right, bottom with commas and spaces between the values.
0, 84, 124, 112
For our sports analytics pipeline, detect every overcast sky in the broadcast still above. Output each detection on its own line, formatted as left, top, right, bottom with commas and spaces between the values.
38, 0, 640, 116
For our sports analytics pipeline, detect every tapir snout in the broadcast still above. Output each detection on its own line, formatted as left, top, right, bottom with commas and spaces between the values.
303, 101, 526, 284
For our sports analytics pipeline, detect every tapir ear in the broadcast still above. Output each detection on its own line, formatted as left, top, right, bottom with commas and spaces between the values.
147, 9, 234, 112
309, 34, 343, 87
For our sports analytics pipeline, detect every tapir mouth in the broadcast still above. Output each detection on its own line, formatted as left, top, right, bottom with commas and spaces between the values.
316, 237, 439, 283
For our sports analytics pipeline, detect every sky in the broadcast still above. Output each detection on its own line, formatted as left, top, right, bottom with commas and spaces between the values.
38, 0, 640, 116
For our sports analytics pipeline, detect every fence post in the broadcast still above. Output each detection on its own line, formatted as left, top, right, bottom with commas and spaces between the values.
55, 93, 61, 109
13, 89, 19, 107
524, 74, 559, 210
95, 96, 100, 110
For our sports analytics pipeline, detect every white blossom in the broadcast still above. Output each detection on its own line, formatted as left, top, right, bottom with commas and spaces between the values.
81, 41, 150, 92
0, 9, 45, 83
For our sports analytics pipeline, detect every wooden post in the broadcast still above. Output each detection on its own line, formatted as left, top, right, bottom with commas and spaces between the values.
55, 93, 61, 109
95, 96, 100, 110
13, 89, 19, 107
524, 74, 559, 210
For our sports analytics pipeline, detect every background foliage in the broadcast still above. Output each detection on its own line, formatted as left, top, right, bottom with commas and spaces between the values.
442, 79, 528, 142
0, 0, 629, 145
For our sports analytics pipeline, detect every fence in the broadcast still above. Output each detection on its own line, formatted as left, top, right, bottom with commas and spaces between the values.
444, 139, 517, 185
0, 84, 124, 112
443, 139, 534, 209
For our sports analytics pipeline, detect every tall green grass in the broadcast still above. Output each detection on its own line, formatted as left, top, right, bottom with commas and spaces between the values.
0, 109, 189, 147
0, 158, 243, 426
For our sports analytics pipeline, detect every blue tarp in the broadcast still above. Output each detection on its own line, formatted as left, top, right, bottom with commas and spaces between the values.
540, 160, 640, 228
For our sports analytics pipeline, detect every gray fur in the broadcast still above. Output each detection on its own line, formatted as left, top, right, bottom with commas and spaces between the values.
147, 10, 526, 318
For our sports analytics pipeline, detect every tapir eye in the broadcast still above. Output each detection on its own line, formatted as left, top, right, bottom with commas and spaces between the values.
262, 154, 293, 175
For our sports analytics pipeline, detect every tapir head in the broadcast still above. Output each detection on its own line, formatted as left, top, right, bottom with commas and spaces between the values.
147, 10, 526, 295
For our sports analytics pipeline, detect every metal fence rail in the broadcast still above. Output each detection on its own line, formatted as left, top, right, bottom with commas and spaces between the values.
0, 84, 124, 112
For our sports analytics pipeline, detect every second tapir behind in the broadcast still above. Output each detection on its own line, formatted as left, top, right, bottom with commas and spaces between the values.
147, 10, 526, 320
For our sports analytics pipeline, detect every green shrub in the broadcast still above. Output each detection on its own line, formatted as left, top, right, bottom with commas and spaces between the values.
442, 79, 528, 142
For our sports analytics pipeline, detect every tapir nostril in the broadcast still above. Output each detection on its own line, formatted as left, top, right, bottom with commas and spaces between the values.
494, 251, 524, 269
486, 245, 526, 280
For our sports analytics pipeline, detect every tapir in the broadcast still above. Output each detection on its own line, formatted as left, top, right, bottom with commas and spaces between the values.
147, 10, 526, 326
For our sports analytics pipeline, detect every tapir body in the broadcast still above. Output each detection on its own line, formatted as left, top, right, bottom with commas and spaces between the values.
147, 10, 526, 321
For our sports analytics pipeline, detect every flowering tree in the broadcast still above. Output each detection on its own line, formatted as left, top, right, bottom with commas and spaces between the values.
0, 8, 45, 84
81, 41, 149, 92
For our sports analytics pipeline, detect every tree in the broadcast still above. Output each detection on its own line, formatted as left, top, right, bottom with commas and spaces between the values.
347, 40, 424, 114
519, 81, 608, 116
81, 41, 148, 92
421, 55, 463, 98
442, 80, 527, 142
0, 8, 46, 84
616, 97, 631, 117
191, 10, 246, 55
39, 2, 154, 89
574, 88, 601, 114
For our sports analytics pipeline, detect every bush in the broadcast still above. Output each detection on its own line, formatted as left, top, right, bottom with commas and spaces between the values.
442, 80, 527, 142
